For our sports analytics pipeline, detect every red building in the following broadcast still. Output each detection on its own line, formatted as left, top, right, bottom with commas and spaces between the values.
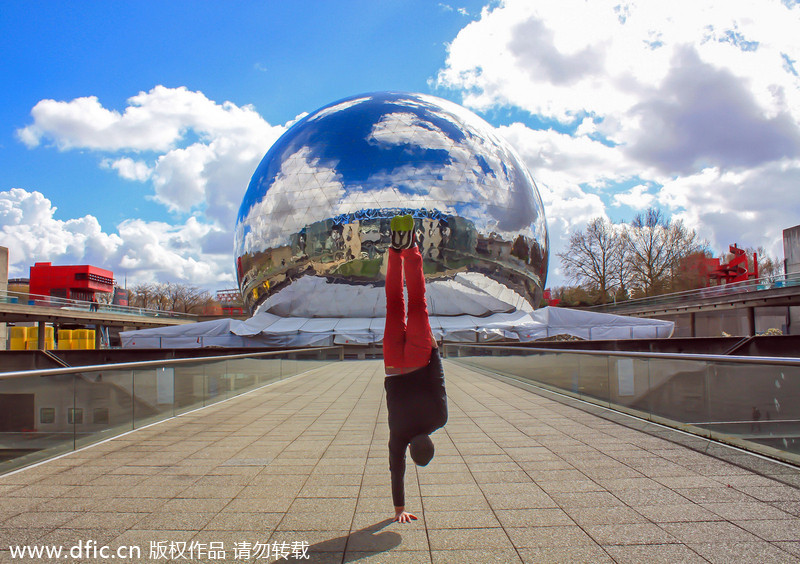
29, 262, 114, 302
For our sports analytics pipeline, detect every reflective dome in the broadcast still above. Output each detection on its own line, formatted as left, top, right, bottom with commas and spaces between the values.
234, 92, 548, 317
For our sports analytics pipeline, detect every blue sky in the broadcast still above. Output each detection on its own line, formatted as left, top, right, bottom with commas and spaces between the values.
2, 0, 800, 291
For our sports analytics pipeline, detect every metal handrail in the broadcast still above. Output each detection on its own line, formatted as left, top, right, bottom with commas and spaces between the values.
445, 343, 800, 367
585, 271, 800, 312
0, 346, 342, 380
0, 289, 197, 320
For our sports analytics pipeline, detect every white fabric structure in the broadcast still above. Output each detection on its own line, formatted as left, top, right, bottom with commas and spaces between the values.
258, 274, 532, 318
120, 307, 674, 349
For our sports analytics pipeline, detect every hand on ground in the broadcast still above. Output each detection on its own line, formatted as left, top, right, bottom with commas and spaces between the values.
393, 509, 418, 523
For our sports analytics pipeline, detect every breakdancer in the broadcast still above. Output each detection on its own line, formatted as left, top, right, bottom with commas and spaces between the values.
383, 214, 448, 523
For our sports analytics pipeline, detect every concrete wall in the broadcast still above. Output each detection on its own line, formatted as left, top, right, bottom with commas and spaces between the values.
662, 306, 789, 338
1, 246, 7, 350
781, 226, 800, 334
784, 224, 800, 275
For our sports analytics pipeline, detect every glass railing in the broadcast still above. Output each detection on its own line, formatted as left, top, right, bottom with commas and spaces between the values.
0, 289, 196, 321
0, 347, 341, 474
446, 344, 800, 465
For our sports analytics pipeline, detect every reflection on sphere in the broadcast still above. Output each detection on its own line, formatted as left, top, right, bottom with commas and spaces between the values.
234, 92, 548, 317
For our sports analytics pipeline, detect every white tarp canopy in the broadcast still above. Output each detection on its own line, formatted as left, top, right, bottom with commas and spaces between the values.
120, 307, 674, 349
258, 274, 532, 318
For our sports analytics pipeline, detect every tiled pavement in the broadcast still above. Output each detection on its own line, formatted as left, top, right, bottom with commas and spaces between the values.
2, 359, 800, 563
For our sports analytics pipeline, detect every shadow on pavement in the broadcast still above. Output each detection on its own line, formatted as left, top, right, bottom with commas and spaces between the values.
304, 519, 404, 563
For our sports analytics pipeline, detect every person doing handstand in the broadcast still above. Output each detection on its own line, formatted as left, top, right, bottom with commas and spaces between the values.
383, 214, 448, 523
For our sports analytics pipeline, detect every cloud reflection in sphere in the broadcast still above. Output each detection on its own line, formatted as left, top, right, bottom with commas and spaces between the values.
234, 92, 548, 317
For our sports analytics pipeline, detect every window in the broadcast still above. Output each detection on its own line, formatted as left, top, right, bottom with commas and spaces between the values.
93, 408, 109, 425
40, 407, 55, 424
68, 408, 83, 425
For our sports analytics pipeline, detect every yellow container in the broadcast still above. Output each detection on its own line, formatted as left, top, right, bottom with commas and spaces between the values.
46, 339, 56, 350
75, 339, 94, 350
58, 330, 72, 350
9, 338, 26, 350
26, 326, 38, 339
10, 327, 26, 339
74, 329, 90, 340
44, 326, 54, 340
25, 340, 39, 350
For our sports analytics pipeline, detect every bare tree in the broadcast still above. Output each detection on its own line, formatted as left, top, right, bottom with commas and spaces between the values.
624, 208, 705, 296
743, 246, 785, 278
557, 217, 624, 303
130, 283, 158, 309
129, 282, 212, 313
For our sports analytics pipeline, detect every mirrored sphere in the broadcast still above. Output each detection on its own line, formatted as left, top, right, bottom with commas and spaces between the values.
234, 92, 548, 317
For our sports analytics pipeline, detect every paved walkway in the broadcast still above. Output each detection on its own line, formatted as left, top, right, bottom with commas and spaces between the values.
2, 360, 800, 563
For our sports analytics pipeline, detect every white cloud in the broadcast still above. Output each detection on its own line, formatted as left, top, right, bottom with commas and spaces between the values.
612, 184, 656, 209
437, 0, 800, 279
497, 123, 639, 189
437, 0, 800, 173
102, 158, 152, 182
0, 188, 122, 276
17, 86, 288, 226
658, 162, 800, 259
0, 188, 235, 287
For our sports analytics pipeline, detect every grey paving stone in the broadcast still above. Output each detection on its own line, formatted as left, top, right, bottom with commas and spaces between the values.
428, 527, 513, 550
733, 518, 800, 542
478, 482, 544, 496
603, 543, 707, 564
202, 511, 282, 532
505, 525, 597, 548
345, 527, 427, 551
288, 498, 357, 515
344, 550, 430, 563
536, 479, 603, 494
495, 508, 574, 528
635, 503, 724, 523
675, 486, 755, 504
517, 544, 615, 563
38, 526, 125, 546
612, 486, 689, 506
111, 528, 196, 549
774, 540, 800, 558
484, 492, 558, 510
156, 498, 226, 513
268, 529, 349, 552
422, 495, 491, 512
63, 511, 147, 530
3, 360, 800, 564
734, 485, 800, 502
689, 541, 797, 564
0, 526, 61, 547
297, 485, 360, 498
584, 523, 678, 545
423, 510, 501, 529
137, 512, 216, 531
548, 491, 624, 508
564, 506, 647, 526
701, 501, 795, 521
659, 521, 761, 543
430, 548, 522, 563
419, 483, 483, 497
1, 511, 81, 529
